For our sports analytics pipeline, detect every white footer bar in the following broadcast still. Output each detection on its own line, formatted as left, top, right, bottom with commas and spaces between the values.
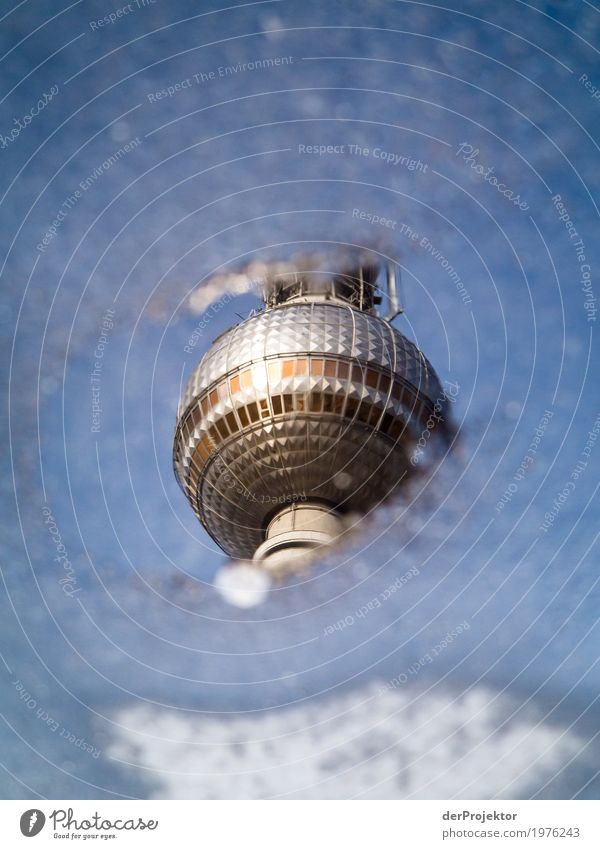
1, 800, 597, 848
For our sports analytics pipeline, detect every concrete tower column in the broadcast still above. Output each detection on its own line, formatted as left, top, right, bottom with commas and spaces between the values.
253, 502, 344, 575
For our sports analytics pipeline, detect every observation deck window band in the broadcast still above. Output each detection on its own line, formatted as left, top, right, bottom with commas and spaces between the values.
179, 356, 413, 430
176, 361, 441, 469
175, 383, 429, 480
184, 392, 427, 487
179, 372, 434, 457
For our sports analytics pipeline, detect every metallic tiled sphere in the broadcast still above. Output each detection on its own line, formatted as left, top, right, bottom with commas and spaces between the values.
174, 300, 447, 560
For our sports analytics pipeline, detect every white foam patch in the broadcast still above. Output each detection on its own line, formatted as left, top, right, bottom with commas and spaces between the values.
214, 563, 271, 609
187, 269, 261, 313
107, 685, 581, 799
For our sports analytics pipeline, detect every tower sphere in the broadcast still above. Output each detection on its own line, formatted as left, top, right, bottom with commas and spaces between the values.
174, 258, 450, 571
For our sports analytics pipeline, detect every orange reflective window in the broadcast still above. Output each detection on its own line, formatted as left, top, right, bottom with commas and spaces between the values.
230, 375, 240, 394
295, 359, 307, 376
209, 425, 220, 443
226, 412, 238, 433
187, 406, 201, 429
216, 419, 229, 439
267, 362, 281, 381
324, 360, 337, 378
338, 362, 349, 380
200, 397, 209, 415
311, 359, 324, 376
240, 369, 253, 389
209, 389, 219, 406
218, 383, 228, 400
187, 451, 201, 475
197, 437, 212, 462
282, 361, 294, 378
333, 394, 345, 415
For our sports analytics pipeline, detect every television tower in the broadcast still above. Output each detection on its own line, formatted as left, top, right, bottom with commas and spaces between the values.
174, 256, 451, 573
